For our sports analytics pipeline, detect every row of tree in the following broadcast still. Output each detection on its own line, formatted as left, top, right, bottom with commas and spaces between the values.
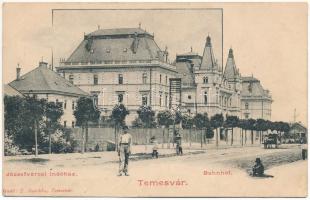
129, 106, 290, 146
4, 95, 291, 155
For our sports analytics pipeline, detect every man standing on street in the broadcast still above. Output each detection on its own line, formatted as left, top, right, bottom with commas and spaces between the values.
118, 126, 132, 176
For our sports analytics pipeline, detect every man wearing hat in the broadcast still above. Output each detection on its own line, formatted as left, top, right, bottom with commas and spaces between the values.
118, 126, 132, 176
252, 158, 264, 177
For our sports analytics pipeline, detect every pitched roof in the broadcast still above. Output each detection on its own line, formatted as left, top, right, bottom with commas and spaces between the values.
290, 122, 307, 131
224, 48, 240, 80
66, 28, 166, 63
9, 63, 88, 97
200, 36, 220, 71
86, 28, 150, 37
175, 61, 195, 87
3, 84, 23, 96
241, 76, 271, 99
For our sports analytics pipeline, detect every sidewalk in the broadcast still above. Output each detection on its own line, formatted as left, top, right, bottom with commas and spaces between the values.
4, 145, 206, 165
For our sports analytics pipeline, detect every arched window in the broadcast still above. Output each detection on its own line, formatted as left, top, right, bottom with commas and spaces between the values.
203, 76, 208, 84
204, 91, 208, 104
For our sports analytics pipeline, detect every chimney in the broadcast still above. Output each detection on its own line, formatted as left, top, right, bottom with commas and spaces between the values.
16, 64, 21, 80
39, 61, 48, 67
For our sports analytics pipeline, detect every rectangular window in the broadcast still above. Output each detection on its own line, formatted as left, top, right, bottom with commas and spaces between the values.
72, 101, 75, 110
188, 95, 192, 100
142, 95, 148, 106
118, 74, 123, 84
165, 76, 168, 85
64, 100, 67, 109
64, 121, 67, 128
204, 92, 208, 105
72, 121, 75, 128
159, 93, 162, 106
94, 74, 98, 85
93, 94, 98, 106
159, 74, 162, 84
118, 94, 123, 103
142, 73, 147, 84
165, 93, 168, 107
69, 75, 74, 84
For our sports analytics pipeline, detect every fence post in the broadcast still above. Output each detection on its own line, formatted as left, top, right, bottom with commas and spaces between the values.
189, 128, 192, 149
162, 127, 165, 149
216, 128, 218, 148
201, 129, 203, 149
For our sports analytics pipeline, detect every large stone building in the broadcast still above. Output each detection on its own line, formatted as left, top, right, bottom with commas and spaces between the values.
56, 27, 272, 124
9, 61, 89, 127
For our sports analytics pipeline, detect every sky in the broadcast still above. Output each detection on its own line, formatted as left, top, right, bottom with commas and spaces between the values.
3, 3, 308, 125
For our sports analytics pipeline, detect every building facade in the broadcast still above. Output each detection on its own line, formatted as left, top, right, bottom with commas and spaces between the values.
9, 61, 89, 127
56, 27, 272, 124
57, 28, 177, 124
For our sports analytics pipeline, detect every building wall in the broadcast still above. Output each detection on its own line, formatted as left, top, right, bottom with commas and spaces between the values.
35, 93, 80, 128
59, 65, 177, 125
240, 99, 272, 120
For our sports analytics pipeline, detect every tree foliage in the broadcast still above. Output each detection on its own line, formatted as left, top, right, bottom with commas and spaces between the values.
210, 114, 224, 129
193, 113, 209, 129
181, 114, 194, 129
110, 103, 129, 127
157, 110, 174, 128
73, 97, 101, 127
137, 106, 156, 128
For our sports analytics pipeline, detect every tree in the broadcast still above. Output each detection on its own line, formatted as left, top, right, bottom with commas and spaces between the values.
193, 113, 209, 130
110, 104, 129, 151
137, 106, 156, 128
181, 114, 194, 129
247, 118, 257, 145
45, 102, 64, 154
157, 110, 174, 128
210, 114, 224, 147
224, 115, 239, 145
74, 97, 101, 153
255, 119, 269, 143
193, 113, 209, 147
24, 96, 46, 156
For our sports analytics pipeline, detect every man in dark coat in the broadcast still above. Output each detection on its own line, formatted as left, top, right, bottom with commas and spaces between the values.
252, 158, 264, 177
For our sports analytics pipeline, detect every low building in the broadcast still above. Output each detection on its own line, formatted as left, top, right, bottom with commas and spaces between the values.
4, 84, 23, 97
240, 76, 272, 120
289, 122, 307, 141
9, 61, 89, 127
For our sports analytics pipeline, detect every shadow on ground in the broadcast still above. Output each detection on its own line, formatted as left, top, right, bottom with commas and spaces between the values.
7, 158, 50, 164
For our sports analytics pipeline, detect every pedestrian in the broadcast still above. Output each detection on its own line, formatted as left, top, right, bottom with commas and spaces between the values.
118, 126, 132, 176
151, 136, 159, 158
252, 158, 264, 177
175, 133, 183, 155
301, 138, 307, 160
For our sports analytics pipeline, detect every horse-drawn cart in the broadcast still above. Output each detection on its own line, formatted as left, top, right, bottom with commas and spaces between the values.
263, 134, 280, 149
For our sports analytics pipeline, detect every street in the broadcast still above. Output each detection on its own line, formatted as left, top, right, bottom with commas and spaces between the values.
3, 145, 307, 197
